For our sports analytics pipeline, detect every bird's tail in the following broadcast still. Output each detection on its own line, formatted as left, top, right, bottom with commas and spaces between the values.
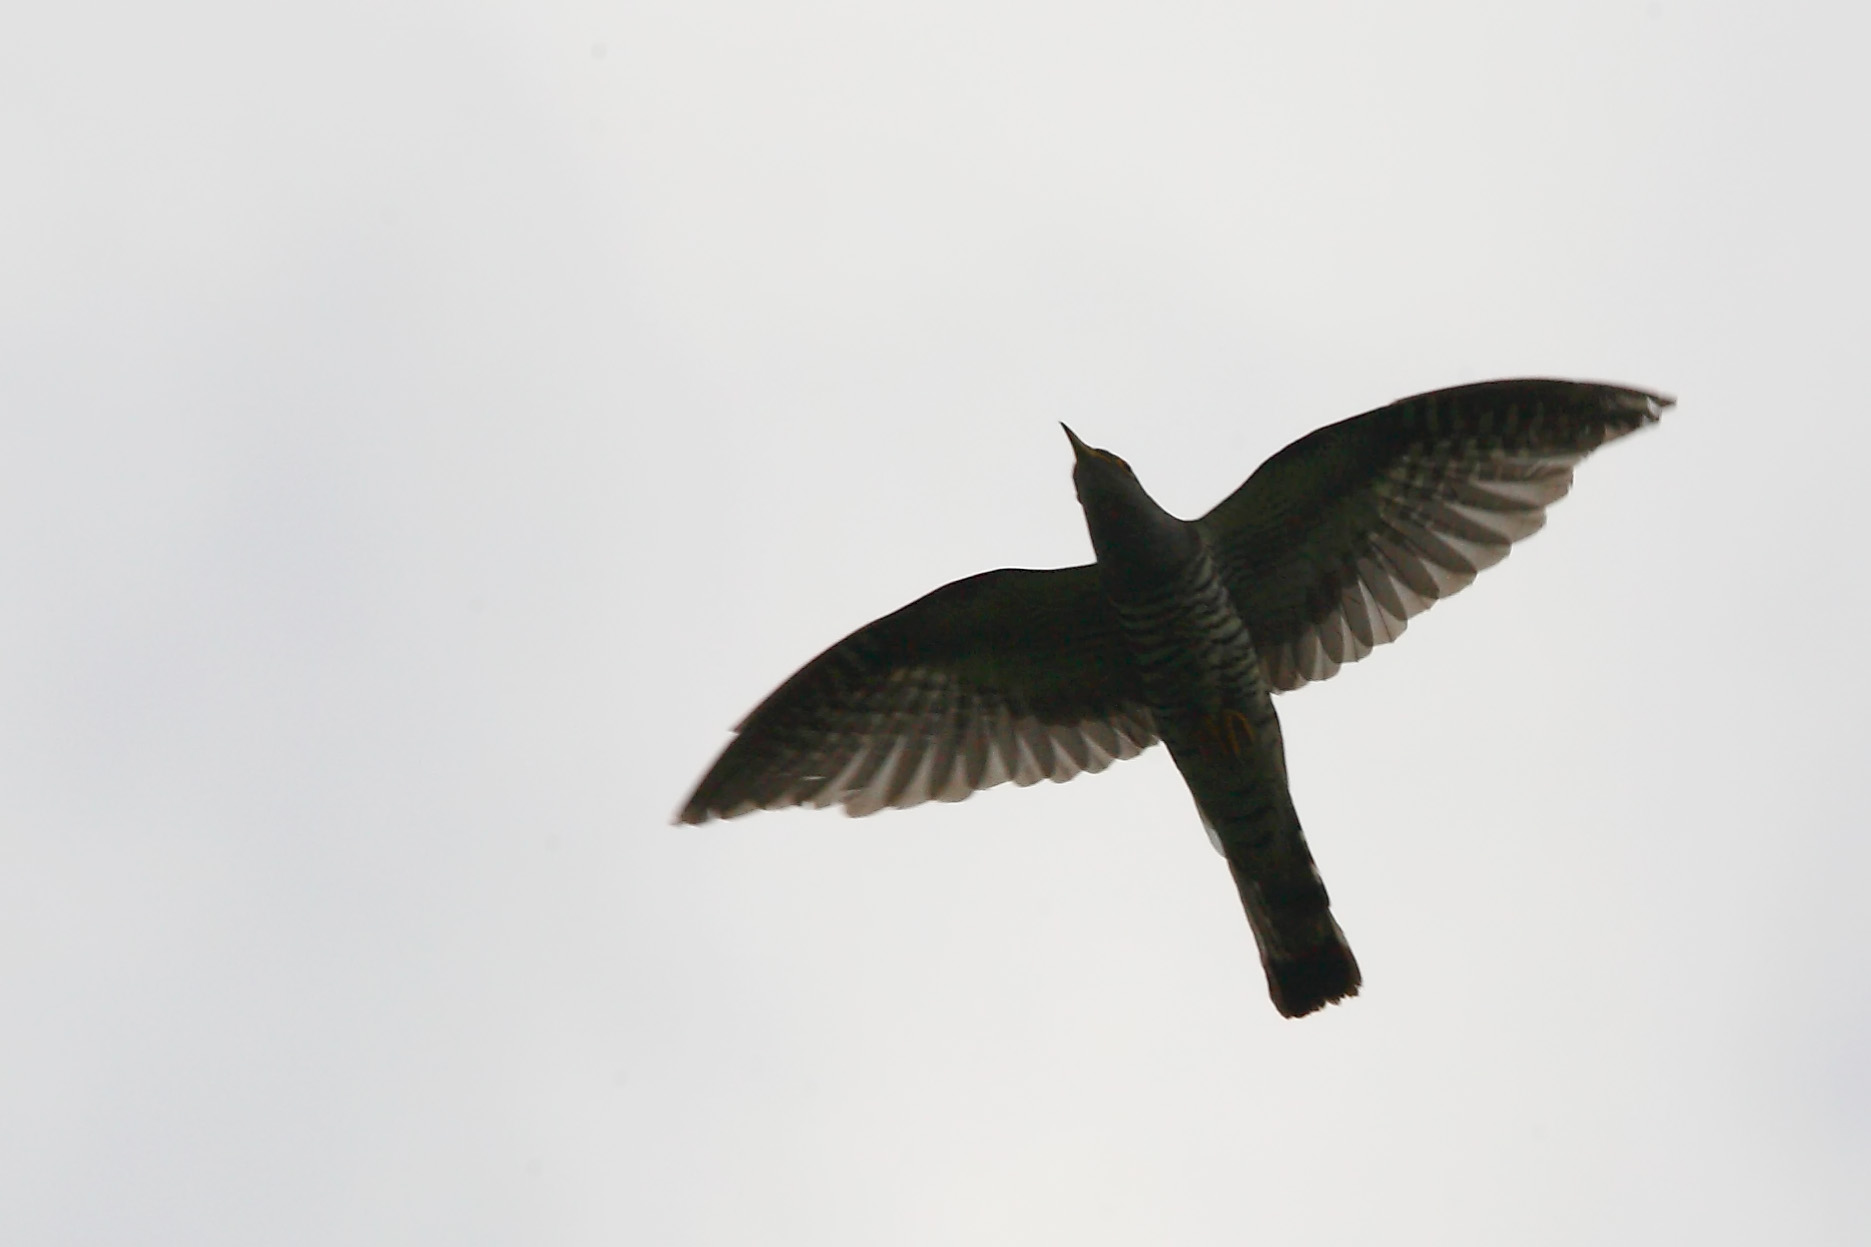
1195, 798, 1361, 1018
1233, 871, 1361, 1018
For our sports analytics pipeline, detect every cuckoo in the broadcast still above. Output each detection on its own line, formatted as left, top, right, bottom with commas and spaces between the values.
678, 379, 1670, 1017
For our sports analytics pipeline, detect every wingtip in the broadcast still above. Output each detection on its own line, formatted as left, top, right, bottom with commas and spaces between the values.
1565, 379, 1674, 419
1596, 382, 1673, 431
1632, 386, 1676, 417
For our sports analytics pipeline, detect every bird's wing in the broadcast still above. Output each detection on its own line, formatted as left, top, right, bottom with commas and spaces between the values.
677, 565, 1158, 822
1197, 379, 1671, 691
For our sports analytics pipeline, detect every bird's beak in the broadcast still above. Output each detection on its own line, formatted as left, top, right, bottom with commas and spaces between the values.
1061, 423, 1091, 461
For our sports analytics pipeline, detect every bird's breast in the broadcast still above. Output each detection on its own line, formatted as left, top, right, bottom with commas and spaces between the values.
1105, 545, 1261, 714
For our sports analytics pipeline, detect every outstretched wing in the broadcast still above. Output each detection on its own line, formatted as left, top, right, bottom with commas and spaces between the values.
677, 566, 1158, 822
1198, 379, 1671, 691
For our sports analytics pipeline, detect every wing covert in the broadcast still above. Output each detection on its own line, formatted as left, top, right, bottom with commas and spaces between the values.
677, 565, 1158, 822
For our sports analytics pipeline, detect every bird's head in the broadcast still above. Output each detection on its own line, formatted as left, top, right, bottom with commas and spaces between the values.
1063, 424, 1139, 509
1063, 424, 1193, 579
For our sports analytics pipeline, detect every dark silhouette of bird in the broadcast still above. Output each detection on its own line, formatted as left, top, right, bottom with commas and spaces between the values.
678, 379, 1670, 1017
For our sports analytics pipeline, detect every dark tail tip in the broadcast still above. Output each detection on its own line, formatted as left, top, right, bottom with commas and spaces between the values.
1265, 938, 1362, 1019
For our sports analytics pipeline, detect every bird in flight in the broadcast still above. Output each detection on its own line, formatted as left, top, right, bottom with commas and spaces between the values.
679, 379, 1670, 1017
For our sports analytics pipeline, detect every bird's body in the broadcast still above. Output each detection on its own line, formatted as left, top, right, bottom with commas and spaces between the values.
1067, 427, 1358, 1014
679, 379, 1670, 1017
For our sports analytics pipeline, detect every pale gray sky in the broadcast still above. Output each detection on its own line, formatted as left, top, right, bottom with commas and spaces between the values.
4, 2, 1867, 1243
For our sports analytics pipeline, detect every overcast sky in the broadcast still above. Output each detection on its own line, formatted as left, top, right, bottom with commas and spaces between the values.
4, 2, 1867, 1243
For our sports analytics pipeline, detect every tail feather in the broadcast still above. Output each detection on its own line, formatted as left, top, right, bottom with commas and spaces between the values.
1196, 798, 1361, 1017
1232, 860, 1362, 1018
